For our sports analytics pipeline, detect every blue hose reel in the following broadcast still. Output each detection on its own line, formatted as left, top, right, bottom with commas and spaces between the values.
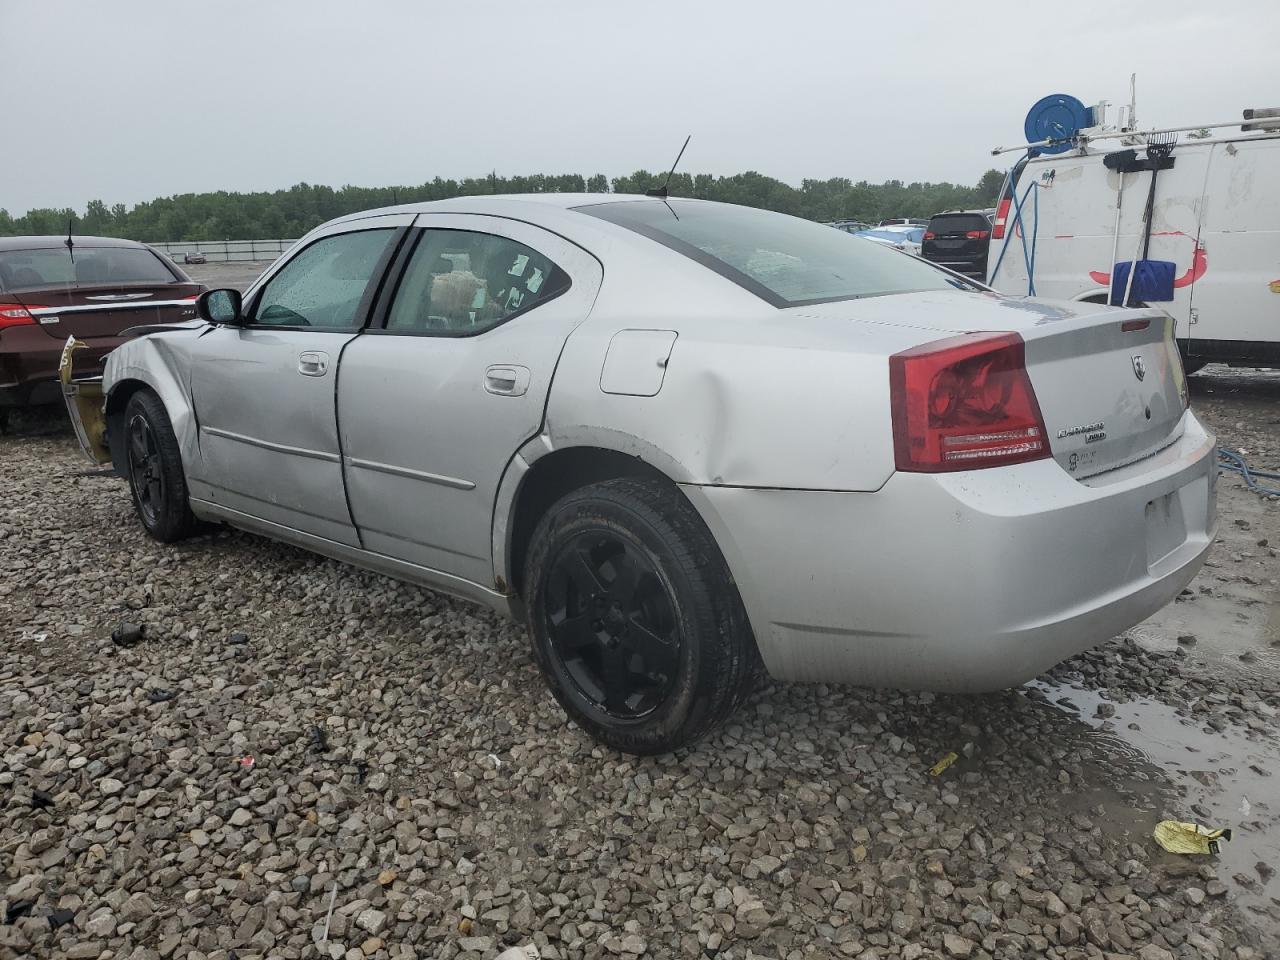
1024, 94, 1096, 154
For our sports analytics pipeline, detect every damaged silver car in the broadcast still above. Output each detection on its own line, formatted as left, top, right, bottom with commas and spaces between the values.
65, 195, 1218, 753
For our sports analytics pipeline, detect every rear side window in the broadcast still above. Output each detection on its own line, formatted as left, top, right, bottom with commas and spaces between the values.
579, 199, 966, 307
0, 247, 176, 289
385, 229, 569, 335
928, 214, 991, 235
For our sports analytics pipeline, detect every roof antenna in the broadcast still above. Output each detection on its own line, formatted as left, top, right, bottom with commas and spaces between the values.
646, 135, 691, 198
64, 218, 75, 263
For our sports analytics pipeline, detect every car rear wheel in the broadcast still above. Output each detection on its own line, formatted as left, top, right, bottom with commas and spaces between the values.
123, 389, 197, 543
524, 477, 760, 755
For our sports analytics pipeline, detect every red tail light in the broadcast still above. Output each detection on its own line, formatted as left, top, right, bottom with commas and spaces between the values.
0, 303, 48, 330
889, 332, 1049, 472
991, 197, 1012, 240
923, 231, 936, 240
966, 230, 990, 240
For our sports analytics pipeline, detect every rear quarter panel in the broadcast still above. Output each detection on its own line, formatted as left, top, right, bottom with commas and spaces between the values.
545, 306, 916, 492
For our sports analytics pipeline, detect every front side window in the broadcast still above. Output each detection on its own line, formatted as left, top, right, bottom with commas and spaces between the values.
385, 229, 569, 335
253, 229, 392, 329
578, 199, 971, 307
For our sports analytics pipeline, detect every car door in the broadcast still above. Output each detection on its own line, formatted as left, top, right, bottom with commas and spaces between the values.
1186, 136, 1280, 355
186, 215, 412, 545
337, 215, 603, 586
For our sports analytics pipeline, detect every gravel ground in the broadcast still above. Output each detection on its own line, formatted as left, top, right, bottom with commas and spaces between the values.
1, 367, 1278, 960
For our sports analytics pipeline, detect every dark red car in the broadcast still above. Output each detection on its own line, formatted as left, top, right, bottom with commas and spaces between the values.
0, 236, 205, 416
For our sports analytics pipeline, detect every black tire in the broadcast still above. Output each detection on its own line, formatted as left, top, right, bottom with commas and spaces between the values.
122, 389, 197, 543
524, 477, 760, 755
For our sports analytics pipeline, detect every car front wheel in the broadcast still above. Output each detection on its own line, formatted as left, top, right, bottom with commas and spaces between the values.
524, 477, 760, 754
123, 389, 197, 543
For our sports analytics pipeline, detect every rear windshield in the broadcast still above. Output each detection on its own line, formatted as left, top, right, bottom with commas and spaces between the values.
0, 246, 175, 290
928, 214, 990, 235
577, 200, 971, 307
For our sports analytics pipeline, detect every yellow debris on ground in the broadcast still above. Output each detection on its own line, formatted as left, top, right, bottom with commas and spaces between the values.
1153, 819, 1233, 855
929, 752, 959, 776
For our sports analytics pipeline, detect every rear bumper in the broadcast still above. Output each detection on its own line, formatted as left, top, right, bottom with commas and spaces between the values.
682, 411, 1217, 692
1, 327, 110, 406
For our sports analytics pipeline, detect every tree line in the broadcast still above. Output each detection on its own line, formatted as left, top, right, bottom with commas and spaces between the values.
0, 169, 1006, 242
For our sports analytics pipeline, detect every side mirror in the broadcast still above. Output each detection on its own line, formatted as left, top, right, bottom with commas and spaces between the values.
197, 288, 244, 325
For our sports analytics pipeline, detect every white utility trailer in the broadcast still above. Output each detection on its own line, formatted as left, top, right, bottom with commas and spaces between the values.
987, 102, 1280, 371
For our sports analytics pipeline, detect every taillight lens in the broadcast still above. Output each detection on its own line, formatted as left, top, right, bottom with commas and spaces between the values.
966, 230, 990, 240
889, 332, 1049, 472
923, 231, 936, 240
0, 303, 48, 330
991, 197, 1012, 240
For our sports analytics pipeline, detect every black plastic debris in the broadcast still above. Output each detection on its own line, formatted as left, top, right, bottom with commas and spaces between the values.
48, 908, 75, 930
31, 789, 54, 809
355, 760, 369, 784
146, 689, 176, 704
227, 632, 250, 645
111, 622, 145, 647
307, 725, 329, 755
5, 900, 34, 923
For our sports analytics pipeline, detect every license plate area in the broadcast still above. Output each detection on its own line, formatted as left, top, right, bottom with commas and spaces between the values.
1145, 489, 1187, 569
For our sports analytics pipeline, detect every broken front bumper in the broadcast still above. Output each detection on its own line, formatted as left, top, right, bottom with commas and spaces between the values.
59, 336, 111, 465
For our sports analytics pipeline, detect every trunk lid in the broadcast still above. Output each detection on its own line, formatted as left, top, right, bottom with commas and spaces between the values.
804, 290, 1188, 479
14, 282, 203, 340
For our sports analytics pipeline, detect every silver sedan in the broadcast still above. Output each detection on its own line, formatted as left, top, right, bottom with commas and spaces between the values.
67, 195, 1217, 754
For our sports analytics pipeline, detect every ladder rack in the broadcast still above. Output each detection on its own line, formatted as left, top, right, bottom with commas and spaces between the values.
992, 111, 1280, 157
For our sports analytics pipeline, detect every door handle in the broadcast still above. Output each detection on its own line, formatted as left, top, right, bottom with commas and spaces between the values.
298, 351, 330, 377
484, 364, 530, 397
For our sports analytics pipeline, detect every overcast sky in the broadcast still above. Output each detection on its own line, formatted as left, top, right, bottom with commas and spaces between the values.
3, 0, 1276, 215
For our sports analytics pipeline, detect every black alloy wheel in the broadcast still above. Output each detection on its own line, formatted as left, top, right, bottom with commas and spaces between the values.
543, 531, 682, 720
122, 389, 197, 543
524, 477, 761, 754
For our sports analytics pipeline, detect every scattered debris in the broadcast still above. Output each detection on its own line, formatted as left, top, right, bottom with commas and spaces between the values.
320, 880, 338, 941
5, 900, 34, 923
111, 622, 145, 647
458, 918, 473, 934
146, 688, 175, 703
1154, 819, 1233, 855
30, 789, 53, 809
355, 760, 370, 784
929, 751, 959, 776
237, 755, 255, 770
227, 631, 250, 645
495, 946, 540, 960
377, 868, 396, 885
307, 724, 329, 754
487, 752, 503, 769
48, 908, 75, 930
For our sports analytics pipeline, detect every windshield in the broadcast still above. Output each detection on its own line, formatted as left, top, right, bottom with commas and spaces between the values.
577, 200, 967, 307
0, 246, 176, 290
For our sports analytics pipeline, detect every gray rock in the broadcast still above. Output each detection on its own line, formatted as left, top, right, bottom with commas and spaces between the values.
355, 908, 388, 936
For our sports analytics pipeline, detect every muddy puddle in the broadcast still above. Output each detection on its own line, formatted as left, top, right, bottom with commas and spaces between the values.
1027, 676, 1280, 912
